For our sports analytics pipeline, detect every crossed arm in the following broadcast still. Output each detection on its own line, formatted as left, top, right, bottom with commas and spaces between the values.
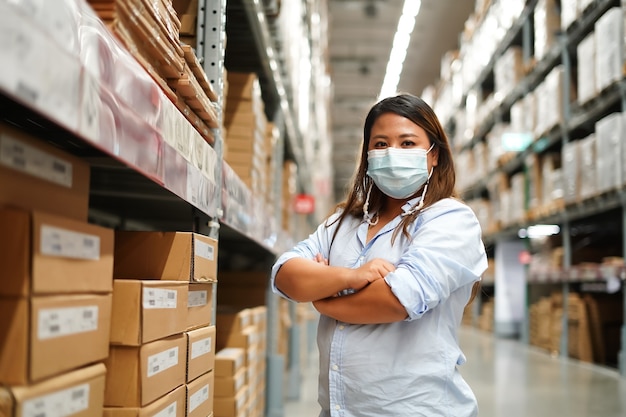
274, 256, 408, 324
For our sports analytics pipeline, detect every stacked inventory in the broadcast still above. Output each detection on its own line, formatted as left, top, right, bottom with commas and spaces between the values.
223, 72, 269, 198
0, 124, 113, 414
215, 307, 267, 417
107, 231, 218, 415
88, 0, 219, 145
429, 0, 625, 370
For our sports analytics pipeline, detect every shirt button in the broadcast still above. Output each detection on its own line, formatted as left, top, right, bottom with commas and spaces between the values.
335, 405, 341, 410
332, 364, 339, 371
338, 325, 345, 330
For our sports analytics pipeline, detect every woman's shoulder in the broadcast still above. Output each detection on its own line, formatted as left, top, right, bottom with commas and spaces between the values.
427, 197, 472, 214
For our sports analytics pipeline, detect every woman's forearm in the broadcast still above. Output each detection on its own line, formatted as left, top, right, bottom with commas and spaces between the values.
275, 258, 354, 302
313, 279, 408, 324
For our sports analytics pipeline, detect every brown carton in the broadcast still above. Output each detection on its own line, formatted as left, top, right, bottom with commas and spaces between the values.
0, 363, 106, 417
0, 122, 90, 221
214, 348, 245, 378
213, 384, 247, 417
110, 280, 188, 346
214, 366, 246, 398
186, 371, 214, 417
114, 231, 218, 282
186, 326, 216, 383
0, 208, 114, 296
0, 294, 112, 385
103, 384, 185, 417
186, 282, 214, 330
104, 334, 186, 407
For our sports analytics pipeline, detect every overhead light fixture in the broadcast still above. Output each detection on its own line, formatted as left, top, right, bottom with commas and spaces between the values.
379, 0, 421, 100
518, 224, 561, 239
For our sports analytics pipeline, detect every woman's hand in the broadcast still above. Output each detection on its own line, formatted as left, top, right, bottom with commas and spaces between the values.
348, 258, 395, 291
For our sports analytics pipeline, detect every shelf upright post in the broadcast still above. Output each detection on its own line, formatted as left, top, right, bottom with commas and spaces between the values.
619, 81, 626, 378
266, 111, 288, 417
618, 191, 626, 377
195, 0, 227, 336
197, 0, 226, 241
558, 32, 573, 359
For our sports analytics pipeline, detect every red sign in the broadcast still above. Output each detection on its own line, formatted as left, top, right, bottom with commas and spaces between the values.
293, 194, 315, 214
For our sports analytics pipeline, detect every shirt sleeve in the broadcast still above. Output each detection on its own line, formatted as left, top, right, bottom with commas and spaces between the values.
270, 212, 340, 300
384, 200, 488, 320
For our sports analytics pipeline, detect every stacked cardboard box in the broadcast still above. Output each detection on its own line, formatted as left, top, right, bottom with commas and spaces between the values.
595, 7, 623, 93
214, 347, 247, 417
215, 307, 267, 417
106, 231, 218, 415
88, 0, 218, 145
224, 72, 269, 197
534, 0, 561, 61
282, 160, 298, 234
0, 123, 113, 415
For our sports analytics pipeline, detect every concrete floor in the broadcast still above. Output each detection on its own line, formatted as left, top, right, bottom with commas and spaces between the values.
284, 326, 626, 417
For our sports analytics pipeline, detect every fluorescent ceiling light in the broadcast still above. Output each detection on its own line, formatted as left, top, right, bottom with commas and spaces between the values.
379, 0, 421, 100
518, 224, 561, 239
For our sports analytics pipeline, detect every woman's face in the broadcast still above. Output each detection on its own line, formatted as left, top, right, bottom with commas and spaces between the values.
367, 112, 439, 170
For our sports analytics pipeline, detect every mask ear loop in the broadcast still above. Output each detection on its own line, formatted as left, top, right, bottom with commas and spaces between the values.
401, 166, 434, 217
363, 181, 379, 226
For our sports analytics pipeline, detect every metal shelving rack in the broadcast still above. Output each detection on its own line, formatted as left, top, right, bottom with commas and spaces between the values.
0, 1, 317, 415
454, 0, 626, 376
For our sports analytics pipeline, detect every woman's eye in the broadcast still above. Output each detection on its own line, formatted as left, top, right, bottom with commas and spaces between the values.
373, 141, 387, 148
402, 141, 417, 147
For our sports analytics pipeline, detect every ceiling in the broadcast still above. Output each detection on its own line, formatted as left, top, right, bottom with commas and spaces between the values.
327, 0, 475, 200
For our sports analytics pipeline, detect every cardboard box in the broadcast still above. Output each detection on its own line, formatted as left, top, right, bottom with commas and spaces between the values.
0, 122, 90, 221
214, 348, 245, 378
213, 384, 247, 417
186, 326, 216, 383
104, 334, 186, 407
186, 371, 214, 417
216, 308, 252, 334
0, 208, 114, 296
0, 294, 112, 385
114, 231, 218, 283
216, 325, 258, 352
103, 384, 185, 417
187, 282, 214, 330
0, 363, 106, 417
214, 366, 246, 398
110, 280, 188, 346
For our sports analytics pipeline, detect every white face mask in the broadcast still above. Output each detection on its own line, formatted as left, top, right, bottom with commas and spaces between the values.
366, 144, 434, 199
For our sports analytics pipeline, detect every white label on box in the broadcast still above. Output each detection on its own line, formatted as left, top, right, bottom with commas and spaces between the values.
22, 383, 90, 417
40, 225, 100, 260
38, 305, 98, 340
187, 290, 208, 307
194, 238, 214, 261
0, 134, 73, 187
143, 288, 178, 309
188, 384, 209, 413
191, 336, 212, 359
147, 347, 179, 378
153, 401, 177, 417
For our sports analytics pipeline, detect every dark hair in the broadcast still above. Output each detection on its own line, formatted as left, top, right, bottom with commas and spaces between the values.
328, 93, 457, 242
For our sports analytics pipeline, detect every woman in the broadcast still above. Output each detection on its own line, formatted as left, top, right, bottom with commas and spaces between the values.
271, 94, 487, 416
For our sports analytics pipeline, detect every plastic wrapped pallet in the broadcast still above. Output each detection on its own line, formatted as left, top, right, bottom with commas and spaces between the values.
534, 0, 561, 61
594, 112, 623, 193
595, 7, 624, 92
561, 0, 578, 31
494, 46, 524, 98
577, 32, 597, 104
562, 140, 580, 204
579, 134, 597, 200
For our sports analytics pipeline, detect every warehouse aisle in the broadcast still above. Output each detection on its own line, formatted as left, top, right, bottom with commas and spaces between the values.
284, 326, 626, 417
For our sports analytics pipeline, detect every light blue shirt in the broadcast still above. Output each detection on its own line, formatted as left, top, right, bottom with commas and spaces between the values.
271, 197, 488, 417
